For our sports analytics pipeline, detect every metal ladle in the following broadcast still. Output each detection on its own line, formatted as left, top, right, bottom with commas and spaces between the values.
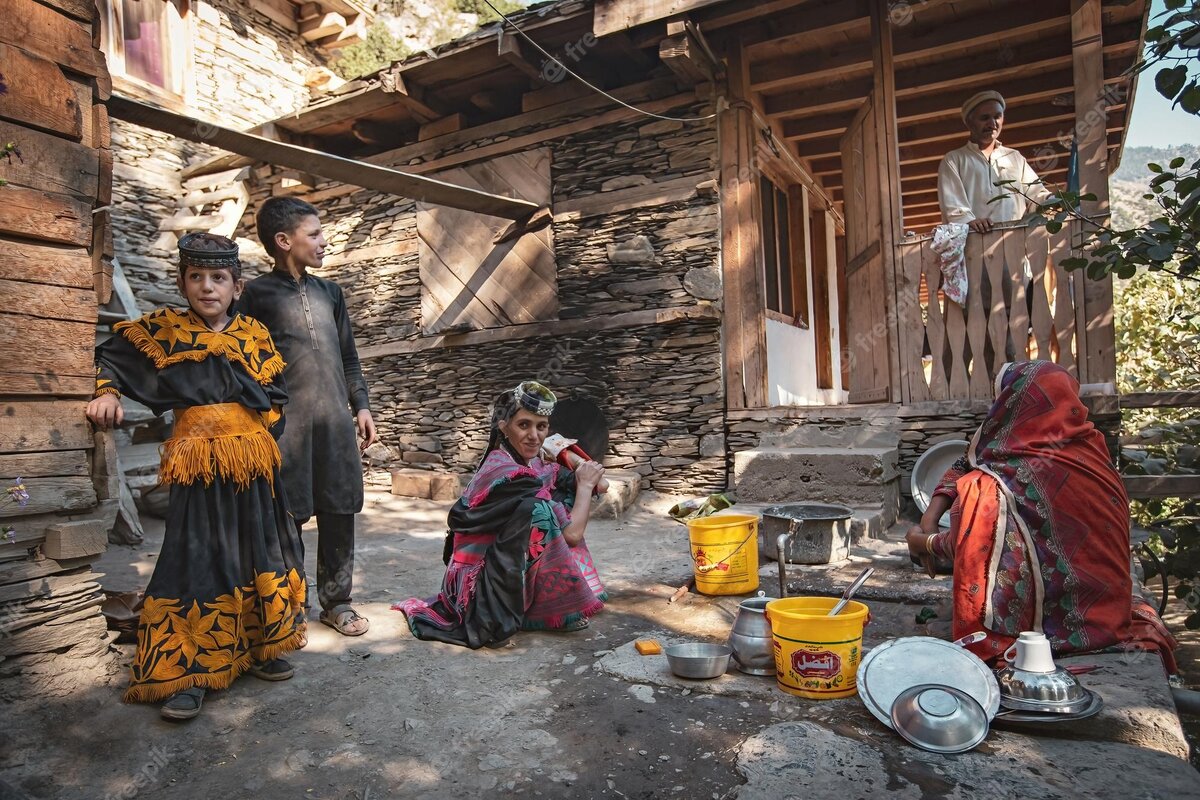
828, 566, 875, 616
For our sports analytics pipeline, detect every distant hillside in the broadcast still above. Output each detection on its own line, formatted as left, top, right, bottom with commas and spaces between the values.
1110, 144, 1199, 229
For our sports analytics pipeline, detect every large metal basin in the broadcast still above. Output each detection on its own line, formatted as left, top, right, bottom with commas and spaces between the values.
759, 502, 854, 565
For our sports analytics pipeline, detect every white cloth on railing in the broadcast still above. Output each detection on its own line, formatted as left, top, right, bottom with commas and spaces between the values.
931, 222, 970, 305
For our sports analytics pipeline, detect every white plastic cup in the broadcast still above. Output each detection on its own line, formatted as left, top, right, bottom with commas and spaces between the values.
1003, 631, 1056, 673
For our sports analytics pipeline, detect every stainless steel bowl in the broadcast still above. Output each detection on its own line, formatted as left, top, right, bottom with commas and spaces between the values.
665, 643, 733, 679
890, 684, 990, 754
996, 665, 1091, 714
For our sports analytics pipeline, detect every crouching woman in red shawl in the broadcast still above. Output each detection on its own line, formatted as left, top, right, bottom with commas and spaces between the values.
906, 360, 1177, 670
395, 381, 607, 648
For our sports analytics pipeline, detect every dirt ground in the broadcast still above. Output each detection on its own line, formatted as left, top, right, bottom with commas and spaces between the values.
3, 489, 1197, 799
0, 491, 806, 800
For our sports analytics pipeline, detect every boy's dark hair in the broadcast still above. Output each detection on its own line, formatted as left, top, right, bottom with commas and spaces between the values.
256, 197, 320, 258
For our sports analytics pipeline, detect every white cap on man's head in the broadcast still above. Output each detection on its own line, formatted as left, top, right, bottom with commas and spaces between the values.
961, 90, 1006, 124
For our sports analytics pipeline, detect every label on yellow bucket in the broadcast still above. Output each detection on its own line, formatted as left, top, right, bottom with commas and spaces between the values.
771, 635, 861, 698
693, 540, 752, 585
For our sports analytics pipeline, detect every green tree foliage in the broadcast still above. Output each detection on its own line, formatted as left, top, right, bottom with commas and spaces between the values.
454, 0, 523, 23
331, 21, 412, 80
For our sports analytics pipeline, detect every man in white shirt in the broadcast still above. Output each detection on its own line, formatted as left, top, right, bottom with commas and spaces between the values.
938, 91, 1053, 232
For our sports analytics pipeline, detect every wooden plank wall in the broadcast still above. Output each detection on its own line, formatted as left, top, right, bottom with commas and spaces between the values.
0, 0, 112, 594
895, 223, 1084, 403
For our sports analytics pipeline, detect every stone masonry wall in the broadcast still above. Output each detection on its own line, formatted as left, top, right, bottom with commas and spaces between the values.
112, 0, 324, 310
244, 99, 725, 492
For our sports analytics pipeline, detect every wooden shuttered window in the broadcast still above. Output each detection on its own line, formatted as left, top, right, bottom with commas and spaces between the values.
758, 175, 810, 328
417, 148, 557, 335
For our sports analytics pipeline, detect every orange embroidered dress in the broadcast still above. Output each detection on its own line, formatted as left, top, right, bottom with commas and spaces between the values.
95, 308, 307, 702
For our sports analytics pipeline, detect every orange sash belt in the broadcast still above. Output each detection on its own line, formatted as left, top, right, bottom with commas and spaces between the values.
159, 403, 280, 490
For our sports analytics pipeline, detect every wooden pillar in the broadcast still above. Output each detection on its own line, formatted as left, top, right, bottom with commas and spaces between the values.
869, 0, 904, 403
1072, 0, 1117, 384
718, 39, 768, 409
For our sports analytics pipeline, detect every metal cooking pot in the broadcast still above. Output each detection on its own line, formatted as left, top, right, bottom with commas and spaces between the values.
759, 503, 854, 565
727, 595, 775, 676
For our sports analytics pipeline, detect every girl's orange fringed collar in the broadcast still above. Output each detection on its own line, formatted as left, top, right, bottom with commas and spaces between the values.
113, 308, 285, 385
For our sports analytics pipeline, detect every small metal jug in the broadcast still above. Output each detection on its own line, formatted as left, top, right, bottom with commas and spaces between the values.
728, 594, 775, 676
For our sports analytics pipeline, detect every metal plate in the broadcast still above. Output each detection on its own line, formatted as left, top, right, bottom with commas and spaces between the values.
992, 690, 1104, 726
910, 440, 969, 528
857, 637, 1001, 729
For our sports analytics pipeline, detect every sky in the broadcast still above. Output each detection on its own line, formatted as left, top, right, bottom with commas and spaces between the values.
1096, 0, 1195, 147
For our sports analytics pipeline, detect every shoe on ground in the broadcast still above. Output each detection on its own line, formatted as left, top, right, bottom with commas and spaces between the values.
160, 687, 205, 721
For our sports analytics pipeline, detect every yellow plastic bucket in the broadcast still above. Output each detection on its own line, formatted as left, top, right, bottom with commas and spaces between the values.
765, 596, 868, 699
687, 513, 759, 596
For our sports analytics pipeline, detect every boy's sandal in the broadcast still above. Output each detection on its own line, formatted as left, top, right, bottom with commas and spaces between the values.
248, 658, 294, 681
320, 606, 369, 636
160, 687, 205, 721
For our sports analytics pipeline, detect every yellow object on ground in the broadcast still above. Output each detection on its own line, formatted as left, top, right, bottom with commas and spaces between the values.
635, 639, 662, 655
765, 596, 869, 699
686, 513, 759, 595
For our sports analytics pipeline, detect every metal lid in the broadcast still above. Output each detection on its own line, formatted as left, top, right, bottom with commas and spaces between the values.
857, 637, 1001, 728
890, 685, 990, 754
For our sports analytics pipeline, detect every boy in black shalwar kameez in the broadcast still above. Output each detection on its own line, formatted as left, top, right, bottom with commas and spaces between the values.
88, 233, 305, 720
241, 197, 376, 637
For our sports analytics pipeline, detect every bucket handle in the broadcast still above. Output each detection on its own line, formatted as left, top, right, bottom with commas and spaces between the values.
691, 524, 757, 573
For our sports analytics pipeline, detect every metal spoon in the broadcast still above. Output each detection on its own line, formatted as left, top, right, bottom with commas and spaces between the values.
827, 567, 875, 616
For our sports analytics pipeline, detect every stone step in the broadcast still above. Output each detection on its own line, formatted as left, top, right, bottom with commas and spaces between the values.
732, 446, 899, 505
592, 469, 642, 519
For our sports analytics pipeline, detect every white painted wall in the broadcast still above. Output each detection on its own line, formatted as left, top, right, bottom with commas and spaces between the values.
764, 203, 847, 406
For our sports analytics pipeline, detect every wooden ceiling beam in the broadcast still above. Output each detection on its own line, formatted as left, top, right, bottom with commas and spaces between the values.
781, 111, 857, 142
497, 28, 544, 82
737, 0, 869, 52
763, 77, 871, 119
748, 42, 872, 94
896, 105, 1078, 148
902, 119, 1123, 166
891, 4, 1067, 66
380, 70, 453, 124
896, 65, 1128, 125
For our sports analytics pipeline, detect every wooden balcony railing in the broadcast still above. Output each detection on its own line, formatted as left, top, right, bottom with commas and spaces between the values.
894, 222, 1093, 404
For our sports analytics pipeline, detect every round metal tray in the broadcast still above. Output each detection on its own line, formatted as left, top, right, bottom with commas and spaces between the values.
857, 636, 1001, 729
910, 440, 969, 528
993, 690, 1104, 726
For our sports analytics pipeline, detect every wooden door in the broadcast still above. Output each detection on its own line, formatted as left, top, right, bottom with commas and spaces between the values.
839, 93, 892, 404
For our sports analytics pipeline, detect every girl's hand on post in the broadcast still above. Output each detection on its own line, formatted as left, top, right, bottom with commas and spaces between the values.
86, 395, 124, 429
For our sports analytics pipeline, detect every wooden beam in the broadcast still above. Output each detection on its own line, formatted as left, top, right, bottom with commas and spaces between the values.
660, 28, 719, 87
870, 0, 903, 403
764, 77, 873, 119
1120, 391, 1200, 410
0, 44, 82, 140
359, 305, 720, 359
0, 0, 98, 78
892, 3, 1066, 66
738, 0, 869, 52
380, 71, 449, 123
1123, 475, 1200, 500
719, 38, 768, 409
497, 28, 543, 81
1072, 0, 1115, 386
300, 11, 346, 41
317, 13, 368, 50
108, 95, 540, 220
749, 44, 872, 94
593, 0, 727, 37
781, 111, 857, 142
